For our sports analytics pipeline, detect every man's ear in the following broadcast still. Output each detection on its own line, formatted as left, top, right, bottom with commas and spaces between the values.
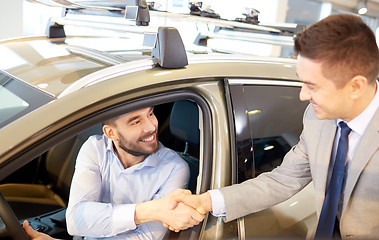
103, 124, 118, 141
350, 75, 368, 99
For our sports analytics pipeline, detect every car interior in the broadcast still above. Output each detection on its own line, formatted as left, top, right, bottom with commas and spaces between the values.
0, 99, 201, 239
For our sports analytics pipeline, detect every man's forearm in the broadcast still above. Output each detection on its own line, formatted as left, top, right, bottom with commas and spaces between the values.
135, 201, 157, 225
66, 201, 137, 237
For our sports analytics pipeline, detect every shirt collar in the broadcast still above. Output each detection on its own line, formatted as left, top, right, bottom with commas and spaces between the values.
338, 81, 379, 135
132, 143, 162, 169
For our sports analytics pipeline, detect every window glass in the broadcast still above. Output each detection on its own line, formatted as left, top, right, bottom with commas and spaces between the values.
0, 70, 54, 128
0, 86, 29, 125
230, 83, 308, 179
246, 85, 307, 175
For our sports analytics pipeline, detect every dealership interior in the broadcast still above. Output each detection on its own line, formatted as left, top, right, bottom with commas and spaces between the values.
1, 0, 379, 42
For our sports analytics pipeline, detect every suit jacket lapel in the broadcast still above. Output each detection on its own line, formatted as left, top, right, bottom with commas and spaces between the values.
342, 108, 379, 212
314, 119, 337, 201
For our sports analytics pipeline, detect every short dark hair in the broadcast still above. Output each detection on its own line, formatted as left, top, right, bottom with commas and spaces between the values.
294, 14, 379, 87
102, 116, 118, 127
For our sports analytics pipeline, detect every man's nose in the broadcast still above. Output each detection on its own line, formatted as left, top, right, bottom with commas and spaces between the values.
143, 118, 156, 132
299, 85, 310, 102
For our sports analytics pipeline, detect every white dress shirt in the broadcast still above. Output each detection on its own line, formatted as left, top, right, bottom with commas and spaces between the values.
66, 135, 190, 239
210, 81, 379, 219
332, 81, 379, 215
334, 82, 379, 177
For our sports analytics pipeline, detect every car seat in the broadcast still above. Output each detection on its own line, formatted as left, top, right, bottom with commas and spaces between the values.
169, 100, 200, 194
0, 124, 103, 219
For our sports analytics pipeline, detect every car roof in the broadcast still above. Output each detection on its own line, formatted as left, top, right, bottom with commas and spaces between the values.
0, 55, 300, 160
0, 36, 151, 97
58, 53, 298, 97
0, 31, 298, 98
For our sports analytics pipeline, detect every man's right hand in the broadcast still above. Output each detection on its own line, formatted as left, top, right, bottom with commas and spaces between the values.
168, 189, 212, 214
162, 189, 213, 231
135, 189, 206, 232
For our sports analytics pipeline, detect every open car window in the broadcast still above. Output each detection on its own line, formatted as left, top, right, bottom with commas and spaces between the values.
0, 92, 211, 239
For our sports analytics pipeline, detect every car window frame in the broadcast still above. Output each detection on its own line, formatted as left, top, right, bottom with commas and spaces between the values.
0, 90, 213, 194
226, 78, 306, 240
226, 78, 304, 183
0, 89, 214, 239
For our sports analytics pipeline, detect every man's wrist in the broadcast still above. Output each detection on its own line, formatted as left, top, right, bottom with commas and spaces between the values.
199, 192, 212, 212
135, 201, 157, 225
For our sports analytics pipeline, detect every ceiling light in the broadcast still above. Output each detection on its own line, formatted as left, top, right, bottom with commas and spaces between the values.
357, 0, 368, 15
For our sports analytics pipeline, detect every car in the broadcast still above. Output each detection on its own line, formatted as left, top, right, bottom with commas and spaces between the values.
0, 2, 316, 240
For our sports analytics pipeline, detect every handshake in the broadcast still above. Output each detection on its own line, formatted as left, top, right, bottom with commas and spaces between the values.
137, 189, 213, 232
22, 189, 214, 240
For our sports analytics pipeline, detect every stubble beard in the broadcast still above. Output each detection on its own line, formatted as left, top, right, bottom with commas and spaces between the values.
118, 131, 159, 157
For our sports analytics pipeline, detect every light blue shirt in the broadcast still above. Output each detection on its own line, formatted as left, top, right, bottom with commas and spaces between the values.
210, 81, 379, 219
66, 135, 190, 239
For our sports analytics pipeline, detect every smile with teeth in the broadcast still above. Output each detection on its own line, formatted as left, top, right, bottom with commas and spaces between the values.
141, 134, 155, 142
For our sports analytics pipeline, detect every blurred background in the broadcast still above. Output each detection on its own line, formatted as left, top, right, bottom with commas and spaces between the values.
1, 0, 378, 44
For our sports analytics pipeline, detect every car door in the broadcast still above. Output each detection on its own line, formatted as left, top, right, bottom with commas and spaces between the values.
225, 78, 317, 239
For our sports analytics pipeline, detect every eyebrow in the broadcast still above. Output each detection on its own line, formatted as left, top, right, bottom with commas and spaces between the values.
126, 115, 140, 124
300, 80, 316, 86
126, 107, 154, 124
296, 72, 316, 86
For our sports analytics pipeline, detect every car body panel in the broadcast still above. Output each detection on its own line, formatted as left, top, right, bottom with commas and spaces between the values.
0, 57, 298, 164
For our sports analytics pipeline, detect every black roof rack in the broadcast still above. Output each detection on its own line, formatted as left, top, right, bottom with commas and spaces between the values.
38, 0, 150, 35
46, 20, 66, 38
151, 27, 188, 69
189, 2, 220, 19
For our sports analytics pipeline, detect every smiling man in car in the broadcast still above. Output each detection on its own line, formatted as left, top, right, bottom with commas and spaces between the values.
65, 107, 204, 239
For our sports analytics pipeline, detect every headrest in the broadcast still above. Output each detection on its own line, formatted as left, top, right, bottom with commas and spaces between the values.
170, 100, 200, 146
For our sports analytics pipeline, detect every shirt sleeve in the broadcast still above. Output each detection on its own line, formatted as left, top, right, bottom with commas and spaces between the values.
208, 189, 226, 217
66, 137, 137, 237
151, 151, 190, 200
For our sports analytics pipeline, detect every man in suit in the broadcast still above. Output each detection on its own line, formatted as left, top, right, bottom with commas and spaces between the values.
167, 14, 379, 239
